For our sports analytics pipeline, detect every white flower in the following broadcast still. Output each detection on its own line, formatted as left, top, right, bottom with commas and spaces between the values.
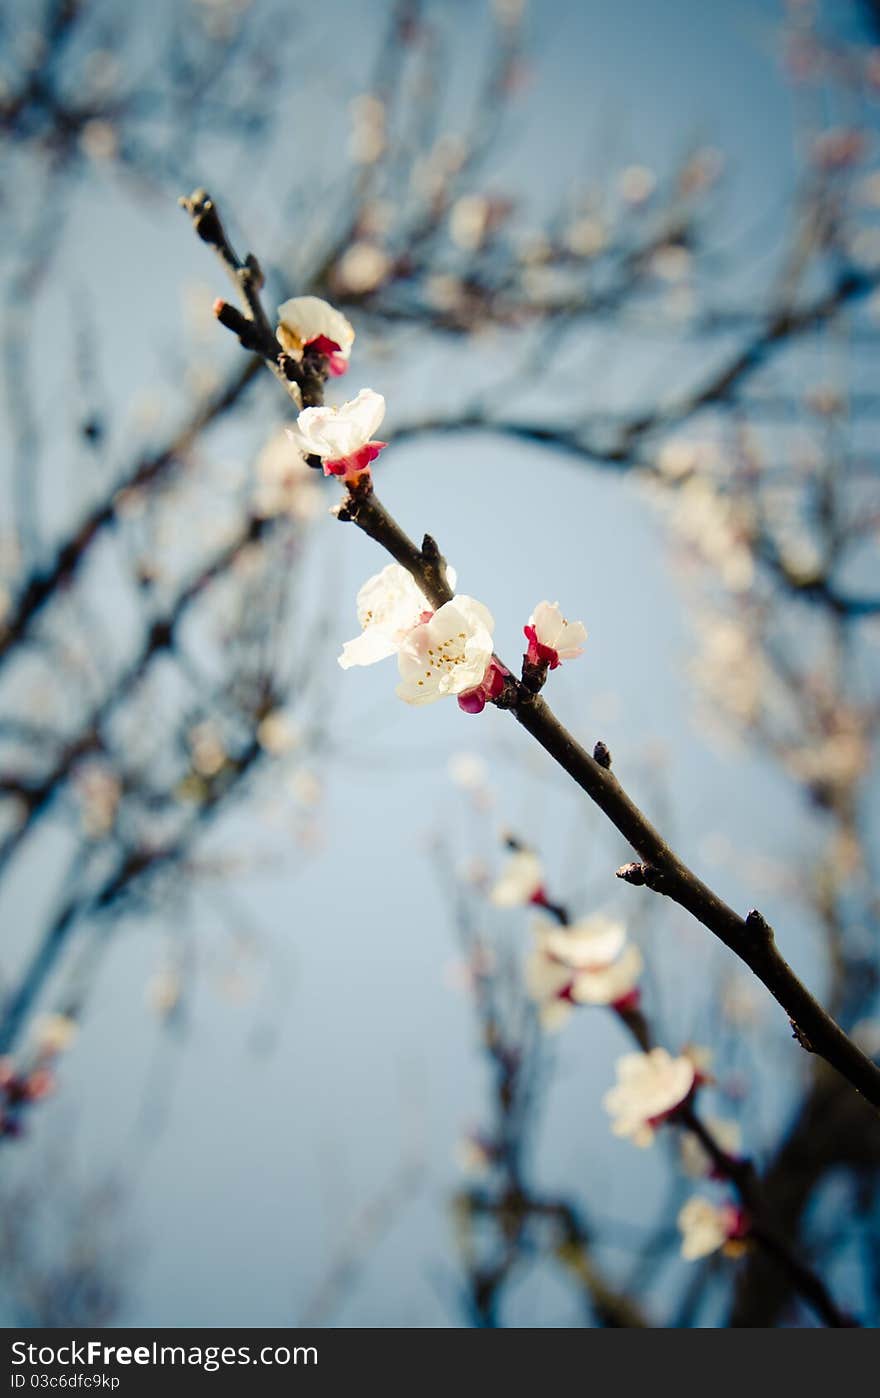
339, 563, 431, 669
524, 946, 573, 1032
570, 945, 643, 1006
680, 1117, 742, 1178
531, 914, 641, 1010
603, 1048, 696, 1147
538, 914, 627, 970
489, 848, 544, 907
678, 1196, 733, 1261
396, 596, 495, 706
276, 297, 355, 374
286, 388, 387, 481
524, 947, 572, 1002
524, 601, 587, 669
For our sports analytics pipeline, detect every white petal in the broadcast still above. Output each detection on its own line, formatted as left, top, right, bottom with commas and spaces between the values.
338, 630, 400, 669
277, 296, 354, 356
556, 619, 588, 658
490, 849, 543, 906
530, 600, 565, 648
524, 948, 572, 1002
345, 387, 385, 443
540, 914, 627, 970
571, 946, 643, 1004
395, 598, 494, 703
453, 594, 495, 637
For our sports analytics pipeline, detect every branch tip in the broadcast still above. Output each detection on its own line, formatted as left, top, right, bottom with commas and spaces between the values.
745, 908, 775, 945
616, 861, 646, 886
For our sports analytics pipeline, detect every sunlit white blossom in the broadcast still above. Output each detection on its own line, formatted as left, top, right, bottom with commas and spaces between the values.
570, 945, 643, 1006
539, 914, 627, 969
339, 563, 432, 669
276, 296, 355, 376
603, 1048, 696, 1147
529, 914, 642, 1012
524, 601, 587, 670
396, 596, 497, 708
678, 1196, 744, 1260
490, 848, 544, 907
286, 388, 387, 483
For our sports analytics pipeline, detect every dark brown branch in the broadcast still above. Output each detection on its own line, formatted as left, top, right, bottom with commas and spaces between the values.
178, 189, 323, 409
337, 492, 880, 1114
186, 194, 880, 1116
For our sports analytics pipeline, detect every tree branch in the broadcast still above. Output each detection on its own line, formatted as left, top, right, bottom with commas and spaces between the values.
184, 192, 880, 1118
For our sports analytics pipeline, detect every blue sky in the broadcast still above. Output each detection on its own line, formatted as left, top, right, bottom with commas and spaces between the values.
1, 0, 876, 1326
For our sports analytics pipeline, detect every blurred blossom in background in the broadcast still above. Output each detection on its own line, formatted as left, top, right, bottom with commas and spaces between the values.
0, 0, 879, 1327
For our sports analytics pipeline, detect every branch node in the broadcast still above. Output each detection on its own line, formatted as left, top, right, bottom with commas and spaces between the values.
616, 861, 668, 894
243, 252, 264, 290
745, 908, 776, 946
179, 188, 221, 245
421, 534, 442, 567
493, 676, 521, 710
593, 740, 612, 769
520, 657, 548, 694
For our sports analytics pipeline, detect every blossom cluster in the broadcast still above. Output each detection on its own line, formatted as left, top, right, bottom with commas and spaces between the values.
339, 567, 585, 712
477, 835, 747, 1261
484, 846, 642, 1025
270, 297, 586, 713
